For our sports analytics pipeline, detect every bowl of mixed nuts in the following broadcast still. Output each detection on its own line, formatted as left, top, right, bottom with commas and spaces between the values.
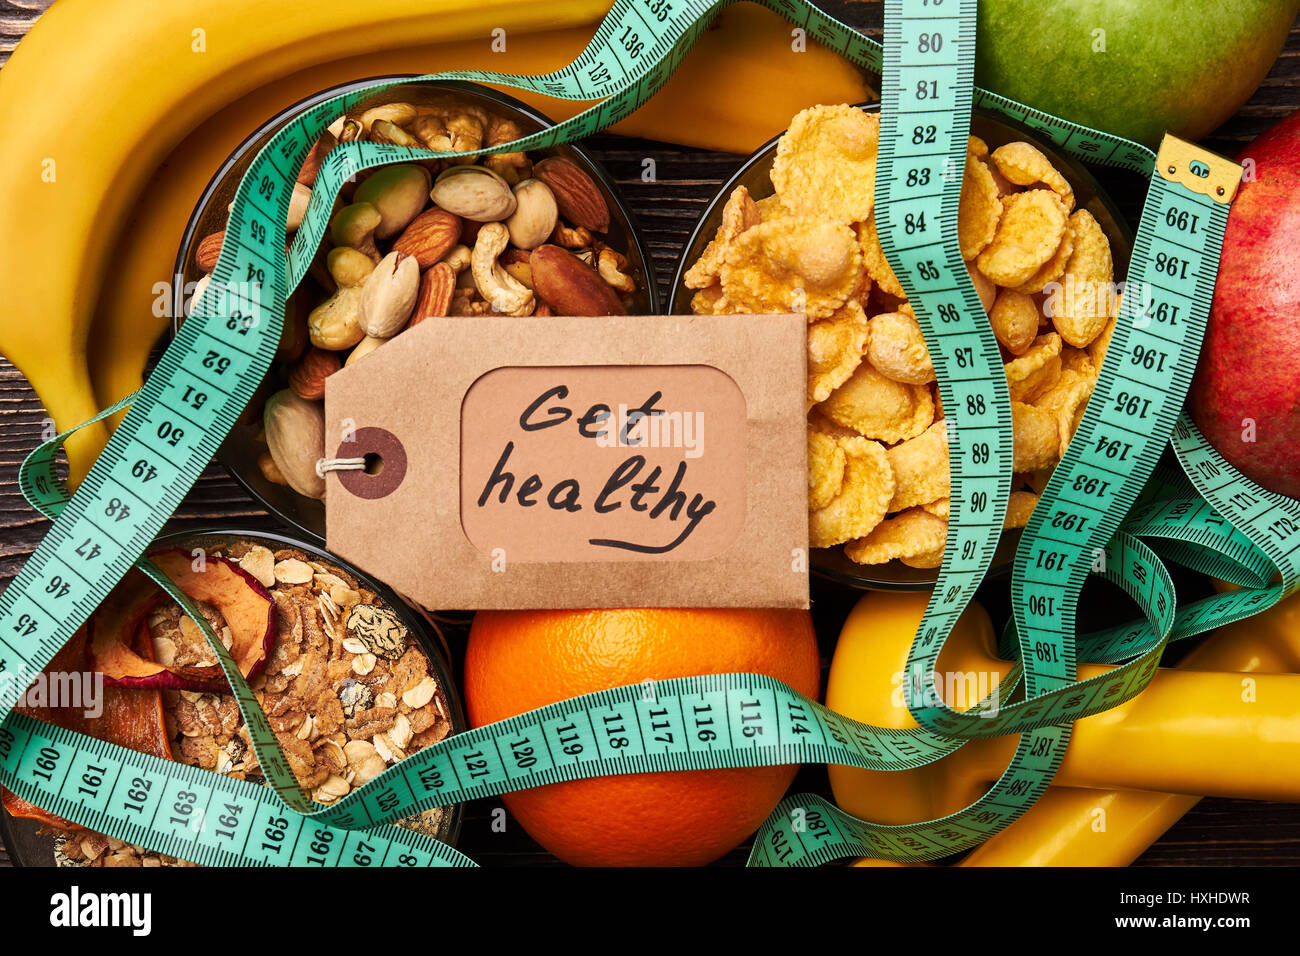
0, 528, 465, 867
175, 78, 659, 542
669, 103, 1132, 590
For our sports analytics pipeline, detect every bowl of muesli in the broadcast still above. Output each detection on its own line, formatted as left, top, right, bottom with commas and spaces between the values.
0, 529, 464, 867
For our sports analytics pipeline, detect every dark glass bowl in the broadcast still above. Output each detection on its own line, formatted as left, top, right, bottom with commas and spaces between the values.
668, 104, 1133, 591
0, 526, 465, 866
174, 78, 660, 544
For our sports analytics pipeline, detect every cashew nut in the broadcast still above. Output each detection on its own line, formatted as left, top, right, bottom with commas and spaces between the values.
439, 244, 472, 274
596, 243, 635, 295
471, 222, 534, 316
308, 248, 374, 350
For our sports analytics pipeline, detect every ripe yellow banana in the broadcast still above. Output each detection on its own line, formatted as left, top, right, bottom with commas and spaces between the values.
87, 3, 871, 429
0, 0, 619, 487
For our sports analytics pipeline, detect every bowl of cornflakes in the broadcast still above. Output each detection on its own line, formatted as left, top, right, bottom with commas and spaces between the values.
669, 103, 1132, 589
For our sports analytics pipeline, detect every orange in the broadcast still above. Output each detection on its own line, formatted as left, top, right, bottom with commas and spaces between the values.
465, 608, 821, 866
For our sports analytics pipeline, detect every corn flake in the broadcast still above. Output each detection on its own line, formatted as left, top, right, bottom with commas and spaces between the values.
855, 216, 905, 298
712, 217, 863, 319
967, 260, 996, 313
1088, 315, 1117, 369
976, 190, 1069, 288
959, 154, 1002, 260
719, 217, 861, 319
690, 284, 734, 315
901, 546, 945, 569
1034, 367, 1096, 451
868, 310, 935, 385
990, 142, 1075, 211
989, 288, 1040, 356
809, 410, 862, 442
1012, 400, 1059, 472
1060, 345, 1097, 377
809, 436, 894, 548
819, 361, 935, 444
922, 497, 950, 519
1050, 209, 1114, 347
886, 421, 950, 512
844, 508, 948, 565
1003, 490, 1039, 529
1015, 216, 1075, 295
808, 301, 870, 405
684, 185, 761, 289
808, 431, 846, 511
1004, 332, 1062, 403
772, 105, 880, 222
755, 194, 786, 222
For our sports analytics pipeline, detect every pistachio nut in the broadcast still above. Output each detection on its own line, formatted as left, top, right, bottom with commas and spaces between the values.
330, 202, 382, 261
430, 165, 517, 222
504, 178, 559, 250
358, 251, 420, 337
353, 164, 433, 239
263, 389, 326, 499
338, 118, 364, 143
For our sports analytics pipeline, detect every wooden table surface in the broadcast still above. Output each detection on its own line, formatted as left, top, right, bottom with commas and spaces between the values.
2, 0, 1298, 867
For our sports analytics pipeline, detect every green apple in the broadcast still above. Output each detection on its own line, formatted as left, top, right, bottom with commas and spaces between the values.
975, 0, 1299, 147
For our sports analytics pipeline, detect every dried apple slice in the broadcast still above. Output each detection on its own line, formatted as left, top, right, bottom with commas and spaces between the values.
89, 548, 275, 691
2, 624, 174, 831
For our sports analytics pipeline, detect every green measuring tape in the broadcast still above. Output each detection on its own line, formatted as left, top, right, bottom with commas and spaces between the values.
2, 0, 1296, 868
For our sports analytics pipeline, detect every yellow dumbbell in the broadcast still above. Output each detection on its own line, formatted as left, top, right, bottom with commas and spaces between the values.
829, 590, 1300, 840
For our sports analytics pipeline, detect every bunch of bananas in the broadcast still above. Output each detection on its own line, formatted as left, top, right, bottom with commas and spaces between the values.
0, 0, 871, 487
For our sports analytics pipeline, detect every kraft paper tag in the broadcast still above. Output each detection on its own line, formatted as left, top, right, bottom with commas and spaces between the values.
323, 315, 808, 609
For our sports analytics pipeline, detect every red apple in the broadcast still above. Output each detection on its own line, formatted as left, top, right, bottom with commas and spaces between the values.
1191, 110, 1300, 500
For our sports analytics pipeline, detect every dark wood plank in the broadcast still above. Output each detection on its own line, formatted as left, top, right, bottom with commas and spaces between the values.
2, 0, 1299, 868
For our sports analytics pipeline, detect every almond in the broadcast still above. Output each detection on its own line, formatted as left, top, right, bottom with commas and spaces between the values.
409, 262, 457, 326
392, 207, 463, 269
529, 245, 625, 316
195, 230, 224, 272
297, 130, 337, 187
289, 347, 341, 401
533, 157, 610, 233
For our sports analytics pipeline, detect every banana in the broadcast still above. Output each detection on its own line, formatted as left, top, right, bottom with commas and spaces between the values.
0, 0, 619, 487
87, 3, 871, 429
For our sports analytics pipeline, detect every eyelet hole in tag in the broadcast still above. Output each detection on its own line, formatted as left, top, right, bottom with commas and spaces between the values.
335, 426, 407, 500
